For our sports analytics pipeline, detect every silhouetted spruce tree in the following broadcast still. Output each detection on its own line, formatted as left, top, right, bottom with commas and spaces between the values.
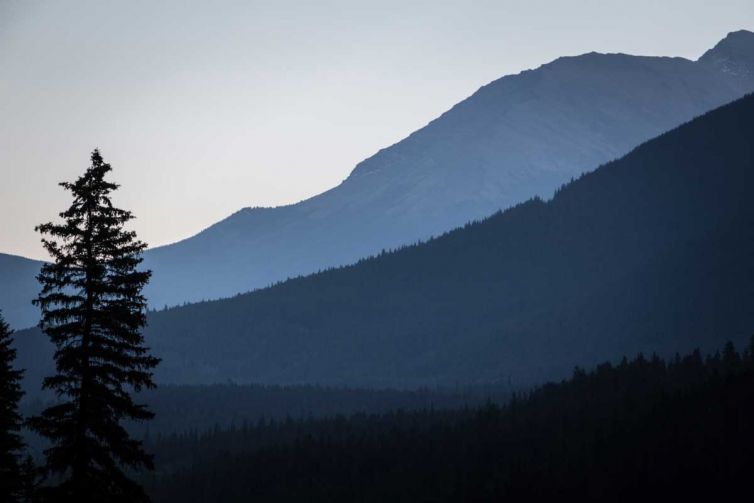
0, 311, 24, 501
29, 150, 159, 502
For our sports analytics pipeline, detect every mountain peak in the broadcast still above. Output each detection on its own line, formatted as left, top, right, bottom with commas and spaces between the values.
698, 30, 754, 77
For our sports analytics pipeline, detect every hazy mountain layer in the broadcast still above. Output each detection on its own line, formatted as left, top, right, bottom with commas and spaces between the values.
0, 253, 42, 328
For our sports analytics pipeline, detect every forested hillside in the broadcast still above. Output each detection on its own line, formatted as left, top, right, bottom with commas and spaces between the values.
148, 341, 754, 502
14, 94, 754, 390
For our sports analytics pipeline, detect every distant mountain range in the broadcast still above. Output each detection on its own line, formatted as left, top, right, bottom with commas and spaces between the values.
15, 92, 754, 391
2, 30, 754, 329
140, 30, 754, 306
0, 253, 42, 328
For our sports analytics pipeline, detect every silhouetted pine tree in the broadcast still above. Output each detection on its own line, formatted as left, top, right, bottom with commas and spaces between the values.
0, 311, 24, 501
29, 150, 159, 502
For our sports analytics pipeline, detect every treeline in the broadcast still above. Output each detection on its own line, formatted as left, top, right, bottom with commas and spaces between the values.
20, 383, 509, 441
136, 383, 508, 436
148, 340, 754, 502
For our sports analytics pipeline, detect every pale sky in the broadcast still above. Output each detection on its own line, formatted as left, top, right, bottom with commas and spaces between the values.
2, 0, 753, 260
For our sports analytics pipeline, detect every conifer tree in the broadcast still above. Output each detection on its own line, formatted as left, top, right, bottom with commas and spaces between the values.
29, 149, 159, 501
0, 311, 24, 502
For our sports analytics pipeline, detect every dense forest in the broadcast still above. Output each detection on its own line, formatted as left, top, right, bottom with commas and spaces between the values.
147, 340, 754, 502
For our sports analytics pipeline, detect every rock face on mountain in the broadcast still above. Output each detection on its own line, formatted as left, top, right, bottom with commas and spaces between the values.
3, 31, 754, 328
699, 29, 754, 79
141, 31, 754, 308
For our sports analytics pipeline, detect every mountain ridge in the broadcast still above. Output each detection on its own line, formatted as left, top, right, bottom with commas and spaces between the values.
3, 31, 754, 329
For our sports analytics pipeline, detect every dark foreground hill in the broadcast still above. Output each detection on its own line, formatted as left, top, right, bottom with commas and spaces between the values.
14, 93, 754, 390
148, 342, 754, 502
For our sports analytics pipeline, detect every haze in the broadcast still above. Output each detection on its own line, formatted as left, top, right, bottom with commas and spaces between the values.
2, 0, 753, 260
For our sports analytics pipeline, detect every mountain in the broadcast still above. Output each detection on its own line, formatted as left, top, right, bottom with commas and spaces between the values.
3, 31, 754, 329
15, 93, 754, 391
0, 253, 42, 329
140, 30, 754, 309
698, 29, 754, 78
